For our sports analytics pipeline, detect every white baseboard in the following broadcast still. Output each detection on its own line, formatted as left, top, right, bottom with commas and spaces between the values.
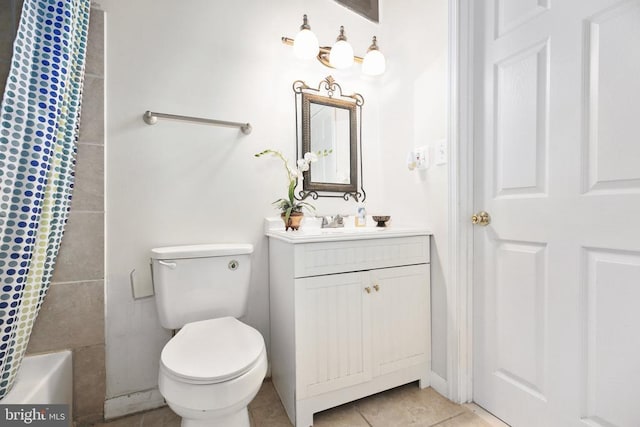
104, 387, 165, 420
429, 370, 448, 397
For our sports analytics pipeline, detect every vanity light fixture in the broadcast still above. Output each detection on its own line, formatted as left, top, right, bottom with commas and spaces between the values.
282, 15, 386, 76
362, 36, 386, 76
293, 14, 319, 60
329, 26, 354, 69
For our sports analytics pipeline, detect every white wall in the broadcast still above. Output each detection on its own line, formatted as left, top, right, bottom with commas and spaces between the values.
101, 0, 448, 410
378, 0, 449, 380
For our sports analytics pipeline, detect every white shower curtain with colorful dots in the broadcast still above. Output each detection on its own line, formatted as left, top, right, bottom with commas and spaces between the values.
0, 0, 90, 399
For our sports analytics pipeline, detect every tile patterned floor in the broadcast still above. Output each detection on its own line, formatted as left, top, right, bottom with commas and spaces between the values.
89, 381, 508, 427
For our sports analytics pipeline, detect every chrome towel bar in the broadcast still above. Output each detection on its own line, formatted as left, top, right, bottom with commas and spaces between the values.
142, 110, 252, 135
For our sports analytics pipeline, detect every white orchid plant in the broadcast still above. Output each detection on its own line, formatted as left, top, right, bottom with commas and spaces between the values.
255, 149, 331, 223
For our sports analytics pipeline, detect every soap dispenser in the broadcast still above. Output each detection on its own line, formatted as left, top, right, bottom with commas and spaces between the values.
355, 204, 367, 227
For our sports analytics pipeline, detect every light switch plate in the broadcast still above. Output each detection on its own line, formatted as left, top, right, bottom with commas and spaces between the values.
435, 139, 447, 165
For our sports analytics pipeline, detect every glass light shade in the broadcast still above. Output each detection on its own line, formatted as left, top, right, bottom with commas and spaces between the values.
362, 49, 386, 76
329, 40, 354, 69
293, 28, 319, 60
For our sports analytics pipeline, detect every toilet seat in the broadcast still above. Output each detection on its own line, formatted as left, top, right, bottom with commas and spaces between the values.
160, 317, 265, 384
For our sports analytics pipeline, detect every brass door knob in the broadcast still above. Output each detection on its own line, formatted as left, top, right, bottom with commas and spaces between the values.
364, 287, 371, 294
373, 284, 380, 292
471, 211, 491, 226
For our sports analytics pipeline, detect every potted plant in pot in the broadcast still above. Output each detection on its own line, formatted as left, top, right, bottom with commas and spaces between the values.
255, 149, 329, 230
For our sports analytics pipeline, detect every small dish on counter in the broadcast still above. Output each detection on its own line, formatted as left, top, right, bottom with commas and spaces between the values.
372, 215, 391, 227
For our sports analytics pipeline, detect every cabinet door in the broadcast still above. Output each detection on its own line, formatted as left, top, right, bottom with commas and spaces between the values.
295, 271, 372, 399
370, 264, 430, 376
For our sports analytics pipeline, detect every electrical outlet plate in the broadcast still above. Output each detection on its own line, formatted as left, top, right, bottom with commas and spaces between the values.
435, 139, 447, 165
415, 146, 429, 170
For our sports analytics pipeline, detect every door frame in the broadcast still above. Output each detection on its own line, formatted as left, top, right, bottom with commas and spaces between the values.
446, 0, 475, 403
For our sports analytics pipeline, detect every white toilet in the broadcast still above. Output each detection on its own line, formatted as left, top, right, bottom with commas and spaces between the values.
150, 244, 267, 427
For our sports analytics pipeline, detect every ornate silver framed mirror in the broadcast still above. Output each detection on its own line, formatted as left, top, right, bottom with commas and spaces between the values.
294, 76, 365, 201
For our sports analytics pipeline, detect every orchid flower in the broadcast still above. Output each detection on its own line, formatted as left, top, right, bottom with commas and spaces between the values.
304, 152, 318, 163
297, 159, 310, 172
255, 148, 332, 224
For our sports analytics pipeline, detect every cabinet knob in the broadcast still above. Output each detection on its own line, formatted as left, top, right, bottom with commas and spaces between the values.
364, 287, 371, 294
373, 284, 380, 292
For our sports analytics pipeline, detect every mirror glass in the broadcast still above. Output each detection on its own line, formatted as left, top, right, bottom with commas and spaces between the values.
309, 103, 351, 184
302, 93, 357, 193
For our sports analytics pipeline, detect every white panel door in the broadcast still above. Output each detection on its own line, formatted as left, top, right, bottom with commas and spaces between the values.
473, 0, 640, 426
370, 264, 430, 376
295, 271, 372, 399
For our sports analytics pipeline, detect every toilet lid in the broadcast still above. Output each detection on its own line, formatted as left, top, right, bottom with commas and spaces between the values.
161, 317, 265, 383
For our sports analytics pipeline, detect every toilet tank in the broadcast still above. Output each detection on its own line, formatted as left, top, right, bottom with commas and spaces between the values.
150, 244, 253, 329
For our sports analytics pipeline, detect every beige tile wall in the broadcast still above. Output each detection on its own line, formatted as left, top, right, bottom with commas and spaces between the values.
0, 1, 21, 91
0, 3, 106, 425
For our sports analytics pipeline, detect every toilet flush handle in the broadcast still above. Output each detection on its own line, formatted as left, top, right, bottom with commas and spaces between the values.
158, 260, 177, 269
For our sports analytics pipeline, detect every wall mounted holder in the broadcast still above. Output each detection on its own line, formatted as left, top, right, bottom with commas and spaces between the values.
142, 110, 252, 135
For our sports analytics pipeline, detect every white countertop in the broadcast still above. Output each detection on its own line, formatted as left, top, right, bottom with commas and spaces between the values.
264, 217, 431, 244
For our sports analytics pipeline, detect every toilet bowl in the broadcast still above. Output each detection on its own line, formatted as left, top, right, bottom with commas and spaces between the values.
150, 244, 266, 427
158, 317, 267, 427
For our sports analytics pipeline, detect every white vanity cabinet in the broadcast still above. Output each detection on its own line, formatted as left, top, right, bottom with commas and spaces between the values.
267, 228, 431, 427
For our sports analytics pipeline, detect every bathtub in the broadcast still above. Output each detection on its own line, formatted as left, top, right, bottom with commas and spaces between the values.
2, 350, 73, 410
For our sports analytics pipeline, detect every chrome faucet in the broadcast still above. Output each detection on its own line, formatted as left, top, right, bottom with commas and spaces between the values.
321, 214, 344, 228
